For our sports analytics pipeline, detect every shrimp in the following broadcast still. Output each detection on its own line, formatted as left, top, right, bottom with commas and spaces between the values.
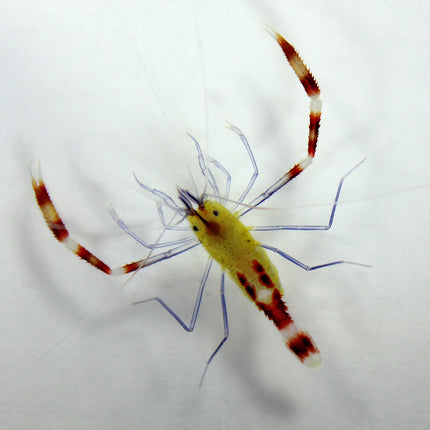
32, 27, 368, 385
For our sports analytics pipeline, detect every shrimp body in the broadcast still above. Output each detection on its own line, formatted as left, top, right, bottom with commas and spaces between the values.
185, 198, 321, 367
31, 27, 370, 384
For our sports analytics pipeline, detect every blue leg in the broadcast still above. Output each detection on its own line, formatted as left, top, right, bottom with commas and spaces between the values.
156, 204, 191, 232
261, 244, 371, 270
133, 259, 213, 331
207, 157, 232, 204
199, 271, 229, 387
252, 159, 365, 231
189, 133, 221, 197
109, 205, 195, 249
226, 122, 259, 210
133, 173, 182, 211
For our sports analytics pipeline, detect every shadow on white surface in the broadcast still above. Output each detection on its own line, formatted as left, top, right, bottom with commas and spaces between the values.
0, 1, 429, 429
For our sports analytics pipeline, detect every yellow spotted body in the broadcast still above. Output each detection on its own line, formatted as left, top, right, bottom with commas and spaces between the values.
187, 200, 283, 302
187, 199, 321, 367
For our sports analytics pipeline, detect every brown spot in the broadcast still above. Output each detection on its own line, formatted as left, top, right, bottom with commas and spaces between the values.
33, 183, 70, 242
122, 261, 143, 274
245, 285, 256, 300
257, 289, 292, 330
275, 34, 297, 61
76, 245, 112, 274
259, 273, 274, 288
237, 272, 248, 287
236, 272, 257, 300
33, 182, 51, 207
206, 221, 220, 236
50, 221, 69, 242
252, 260, 264, 273
288, 163, 304, 180
308, 112, 321, 157
251, 260, 274, 288
300, 75, 320, 98
287, 333, 319, 363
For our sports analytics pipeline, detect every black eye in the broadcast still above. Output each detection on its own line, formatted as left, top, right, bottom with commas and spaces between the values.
193, 226, 199, 231
213, 210, 219, 216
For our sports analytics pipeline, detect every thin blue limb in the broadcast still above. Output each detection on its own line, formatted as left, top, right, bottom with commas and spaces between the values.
199, 271, 229, 388
156, 204, 190, 232
252, 159, 366, 231
238, 155, 312, 217
109, 206, 195, 249
207, 157, 231, 204
261, 244, 371, 270
133, 259, 213, 331
188, 133, 220, 197
111, 242, 201, 275
225, 121, 259, 210
133, 173, 183, 212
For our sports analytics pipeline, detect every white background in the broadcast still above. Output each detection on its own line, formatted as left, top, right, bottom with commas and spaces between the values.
1, 1, 429, 429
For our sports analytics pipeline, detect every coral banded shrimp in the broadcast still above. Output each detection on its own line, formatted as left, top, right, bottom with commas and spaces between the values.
31, 26, 368, 386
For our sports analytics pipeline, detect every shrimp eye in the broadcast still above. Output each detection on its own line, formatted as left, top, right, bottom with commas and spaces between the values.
213, 210, 219, 216
192, 226, 199, 231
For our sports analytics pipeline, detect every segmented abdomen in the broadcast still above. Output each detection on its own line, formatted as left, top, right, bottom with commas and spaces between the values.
231, 252, 321, 367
